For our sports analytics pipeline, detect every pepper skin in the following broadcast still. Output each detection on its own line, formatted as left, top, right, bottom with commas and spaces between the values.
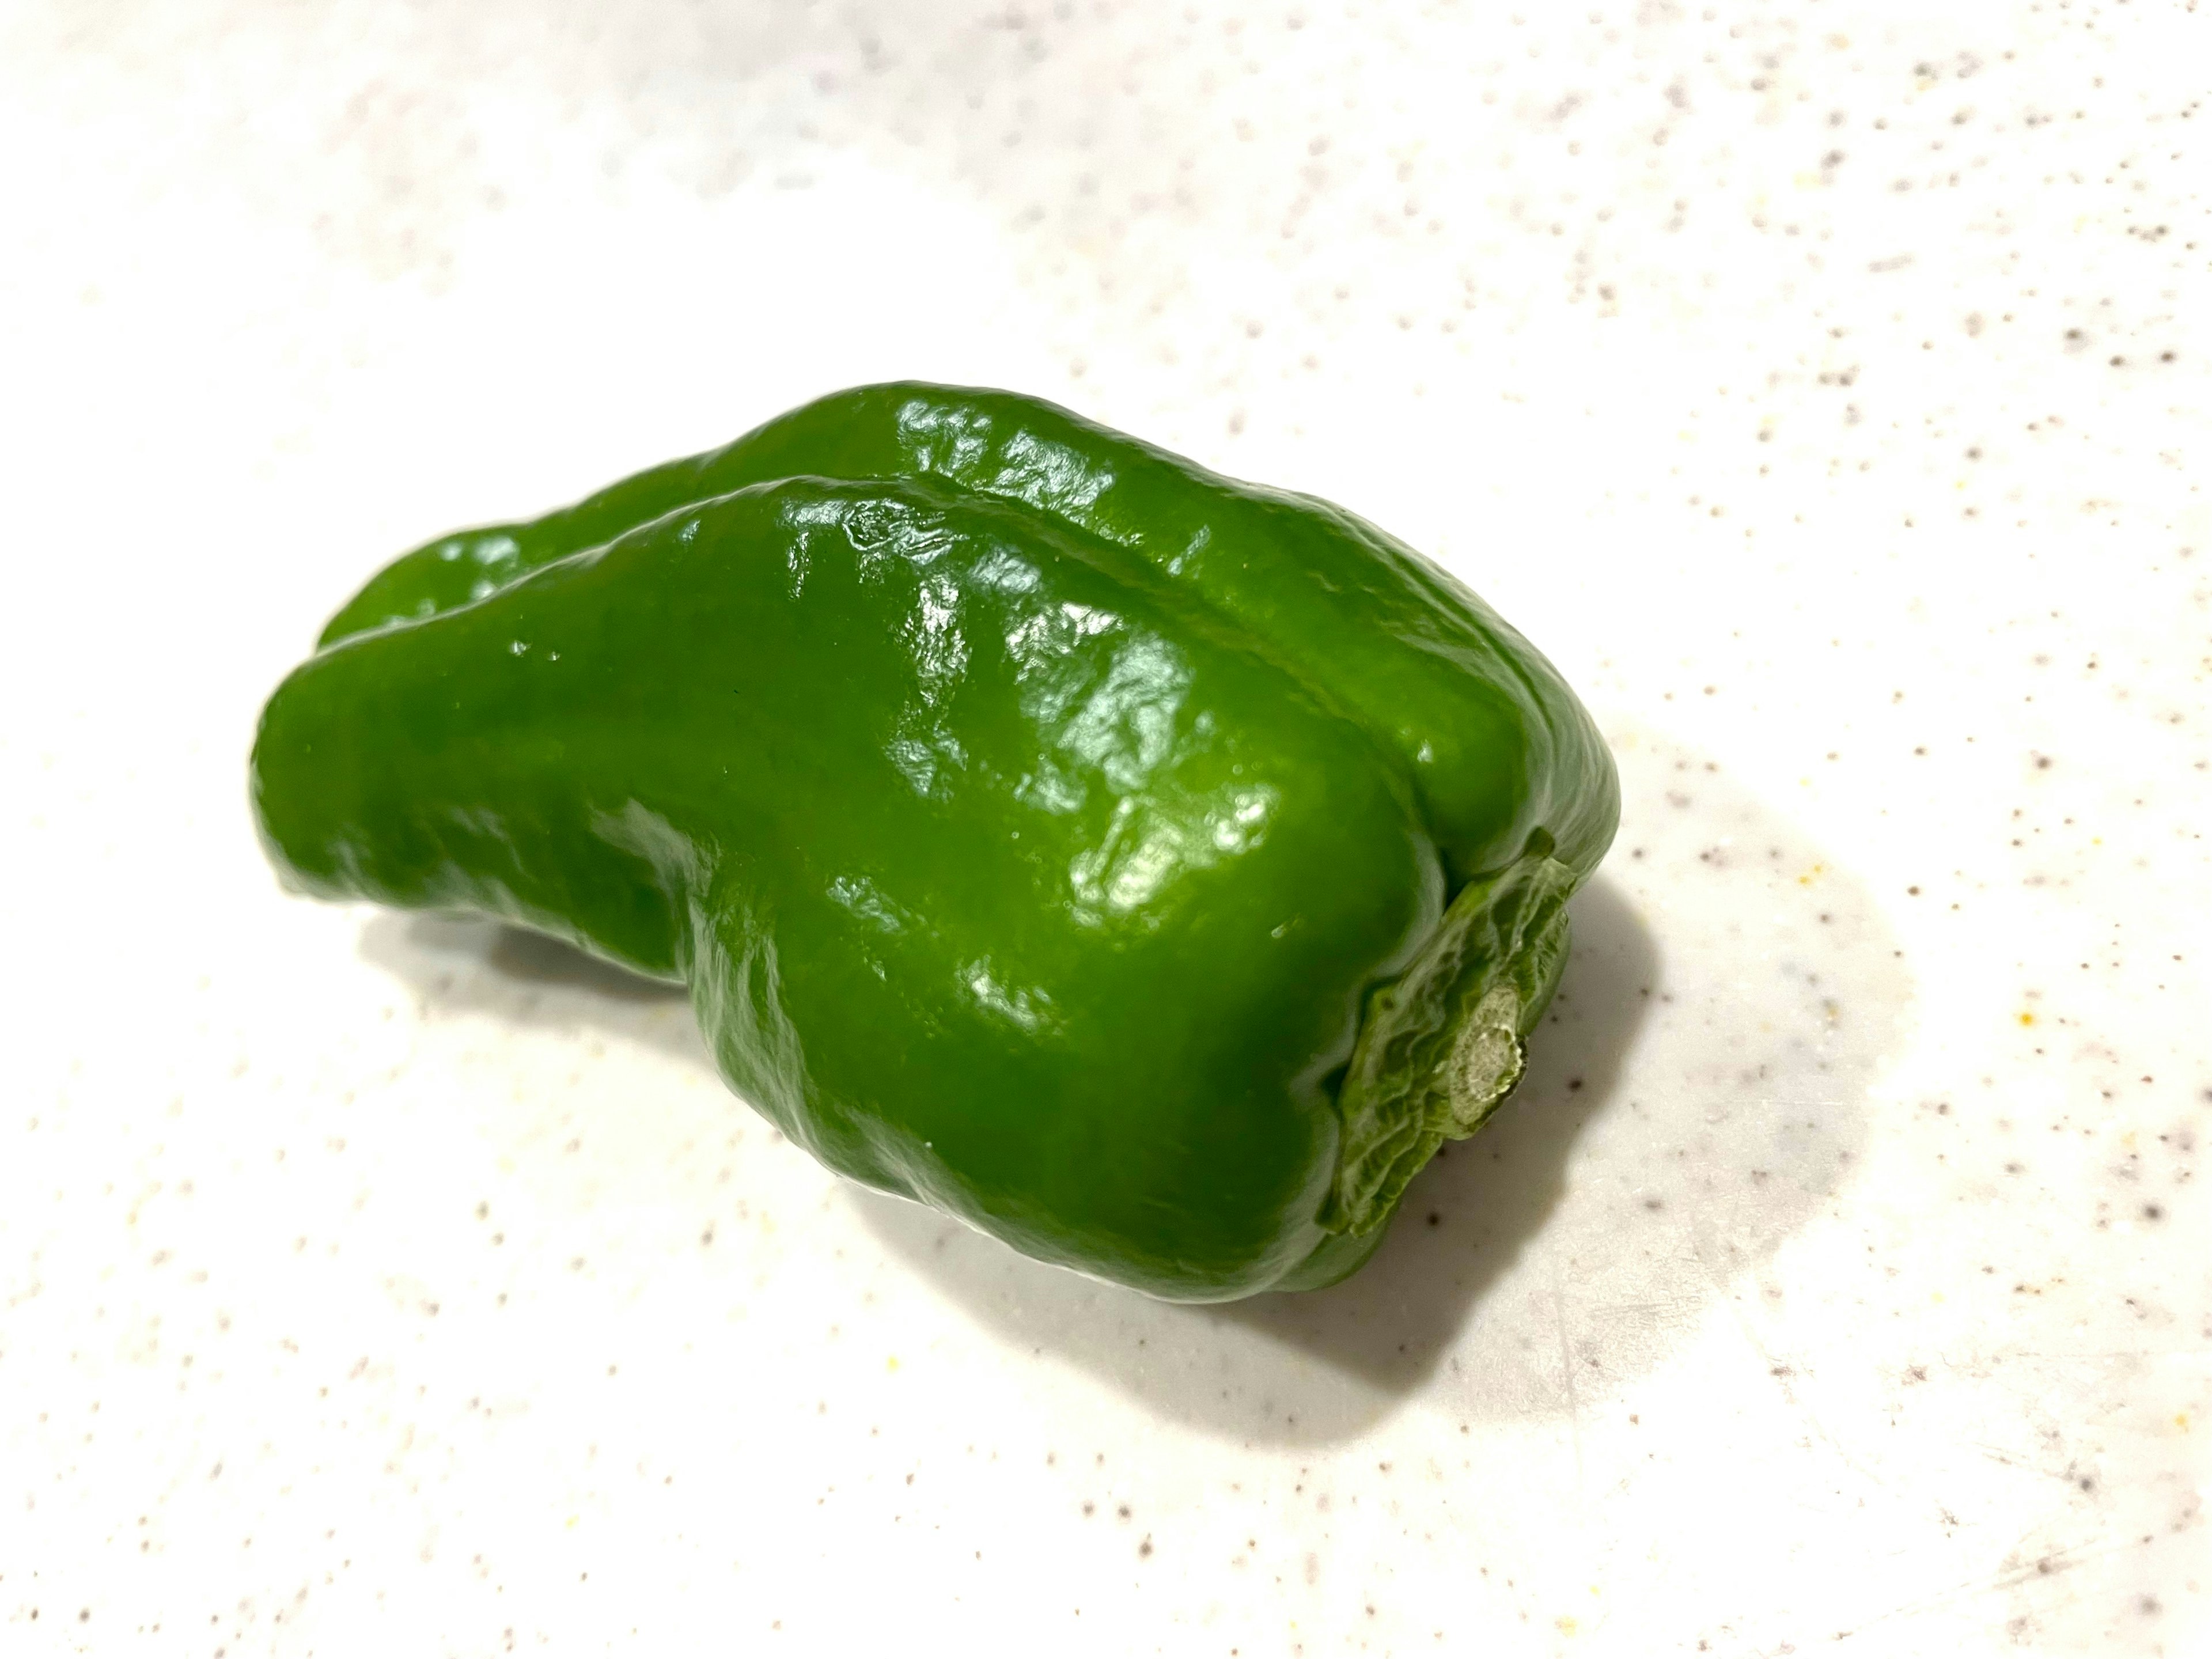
252, 384, 1618, 1301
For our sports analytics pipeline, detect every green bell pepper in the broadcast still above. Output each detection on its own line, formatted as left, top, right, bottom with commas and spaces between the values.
252, 383, 1617, 1301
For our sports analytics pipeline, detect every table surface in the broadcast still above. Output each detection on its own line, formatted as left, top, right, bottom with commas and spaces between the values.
3, 2, 2206, 1653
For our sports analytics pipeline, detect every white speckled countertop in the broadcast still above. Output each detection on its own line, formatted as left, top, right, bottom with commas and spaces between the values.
3, 2, 2206, 1653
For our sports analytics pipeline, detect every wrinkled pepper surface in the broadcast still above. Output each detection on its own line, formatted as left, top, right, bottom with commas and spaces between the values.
252, 384, 1618, 1300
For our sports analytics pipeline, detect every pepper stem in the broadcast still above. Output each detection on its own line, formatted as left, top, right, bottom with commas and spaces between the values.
1320, 850, 1577, 1236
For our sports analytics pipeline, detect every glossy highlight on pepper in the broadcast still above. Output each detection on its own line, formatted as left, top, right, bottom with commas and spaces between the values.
251, 383, 1619, 1301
